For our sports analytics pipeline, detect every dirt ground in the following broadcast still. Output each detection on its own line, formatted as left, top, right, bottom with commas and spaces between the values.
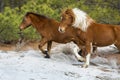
0, 41, 59, 51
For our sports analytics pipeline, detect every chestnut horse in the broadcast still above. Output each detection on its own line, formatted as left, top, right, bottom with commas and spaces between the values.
19, 12, 88, 61
59, 8, 120, 68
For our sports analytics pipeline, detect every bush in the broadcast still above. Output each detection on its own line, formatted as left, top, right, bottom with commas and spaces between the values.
0, 0, 120, 44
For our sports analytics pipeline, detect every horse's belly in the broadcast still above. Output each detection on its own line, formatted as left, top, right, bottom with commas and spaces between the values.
54, 38, 71, 43
93, 31, 115, 47
94, 39, 114, 47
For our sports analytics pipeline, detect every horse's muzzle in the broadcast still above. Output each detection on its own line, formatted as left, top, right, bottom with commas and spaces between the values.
19, 26, 24, 31
58, 27, 65, 33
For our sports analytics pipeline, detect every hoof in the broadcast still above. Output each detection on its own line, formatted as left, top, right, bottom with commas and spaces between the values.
43, 51, 48, 54
78, 50, 82, 56
44, 54, 50, 58
77, 57, 86, 62
78, 60, 84, 62
82, 64, 88, 68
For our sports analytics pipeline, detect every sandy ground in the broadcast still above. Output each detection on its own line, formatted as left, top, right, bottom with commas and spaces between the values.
1, 41, 120, 64
0, 42, 120, 80
0, 41, 59, 51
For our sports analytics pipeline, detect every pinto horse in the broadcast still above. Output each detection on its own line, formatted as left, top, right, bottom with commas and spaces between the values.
19, 12, 88, 61
59, 8, 120, 68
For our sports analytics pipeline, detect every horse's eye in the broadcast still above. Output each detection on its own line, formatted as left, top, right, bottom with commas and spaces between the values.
23, 18, 27, 22
63, 17, 67, 20
62, 18, 65, 21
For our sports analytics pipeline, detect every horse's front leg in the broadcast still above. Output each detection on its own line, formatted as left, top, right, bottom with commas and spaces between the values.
38, 38, 50, 58
73, 41, 86, 62
82, 42, 93, 68
73, 46, 86, 62
46, 41, 52, 57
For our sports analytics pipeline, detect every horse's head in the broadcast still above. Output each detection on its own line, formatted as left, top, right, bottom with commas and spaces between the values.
59, 8, 94, 32
19, 13, 32, 31
58, 9, 75, 33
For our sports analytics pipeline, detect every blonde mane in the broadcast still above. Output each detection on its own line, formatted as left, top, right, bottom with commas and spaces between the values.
72, 8, 95, 32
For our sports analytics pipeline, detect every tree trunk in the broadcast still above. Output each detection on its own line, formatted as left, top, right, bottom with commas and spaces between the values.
0, 0, 4, 12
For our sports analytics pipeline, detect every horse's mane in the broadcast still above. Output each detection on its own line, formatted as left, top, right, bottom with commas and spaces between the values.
71, 8, 95, 32
25, 12, 49, 20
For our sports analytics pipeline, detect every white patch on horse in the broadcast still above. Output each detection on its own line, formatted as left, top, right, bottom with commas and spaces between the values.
90, 43, 93, 53
86, 53, 91, 66
72, 8, 94, 32
73, 46, 85, 61
84, 43, 92, 67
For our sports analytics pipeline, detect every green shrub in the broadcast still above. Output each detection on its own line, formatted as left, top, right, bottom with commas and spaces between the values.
0, 0, 120, 43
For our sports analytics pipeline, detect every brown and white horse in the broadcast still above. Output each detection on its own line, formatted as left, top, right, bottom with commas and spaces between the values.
59, 8, 120, 68
19, 12, 89, 61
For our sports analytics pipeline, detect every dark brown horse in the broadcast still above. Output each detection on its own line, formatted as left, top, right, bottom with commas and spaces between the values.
19, 12, 88, 61
59, 8, 120, 68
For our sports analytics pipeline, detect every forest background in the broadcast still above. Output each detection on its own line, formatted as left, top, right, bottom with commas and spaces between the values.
0, 0, 120, 44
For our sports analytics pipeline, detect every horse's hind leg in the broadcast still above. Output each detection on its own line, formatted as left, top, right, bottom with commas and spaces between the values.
114, 42, 120, 51
78, 48, 87, 58
93, 46, 97, 53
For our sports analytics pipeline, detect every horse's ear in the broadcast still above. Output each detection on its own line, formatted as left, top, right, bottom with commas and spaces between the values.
65, 9, 75, 23
65, 9, 72, 14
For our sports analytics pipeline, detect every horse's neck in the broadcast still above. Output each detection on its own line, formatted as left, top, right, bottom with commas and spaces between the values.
31, 16, 46, 30
77, 29, 86, 41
